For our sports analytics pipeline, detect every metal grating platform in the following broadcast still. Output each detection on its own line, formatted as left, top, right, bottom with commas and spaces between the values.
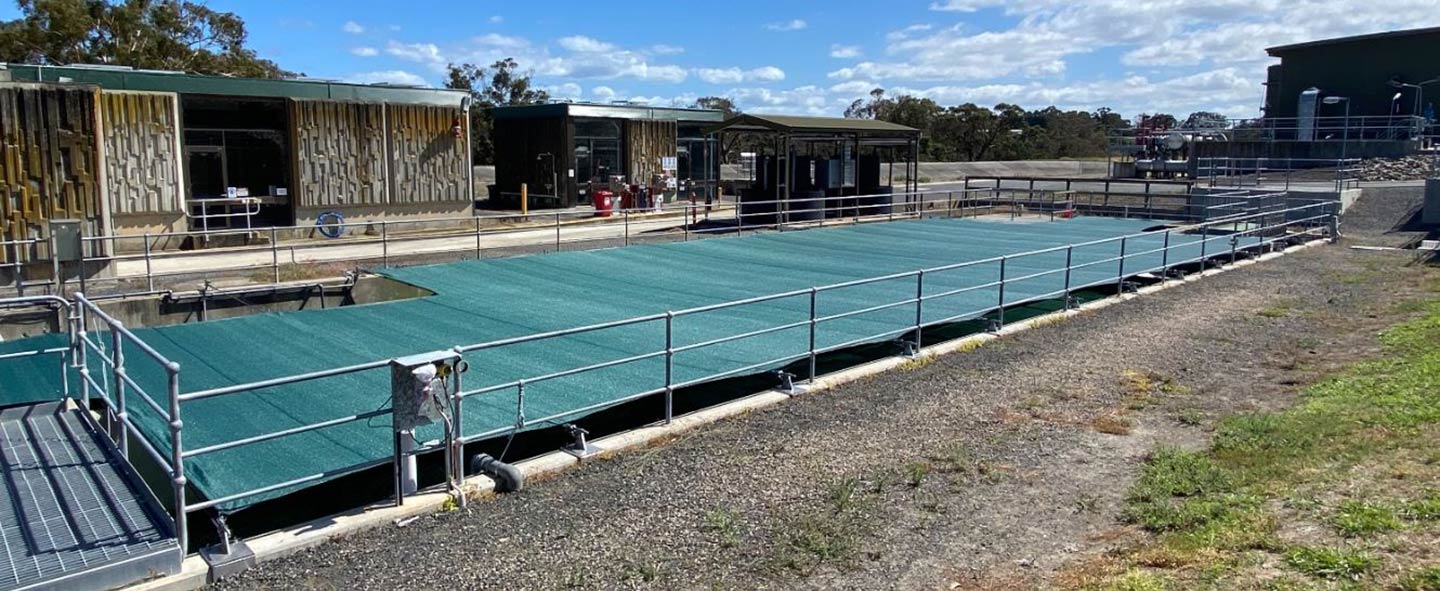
0, 402, 179, 591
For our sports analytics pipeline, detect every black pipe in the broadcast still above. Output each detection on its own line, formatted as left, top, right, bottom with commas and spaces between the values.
470, 453, 523, 492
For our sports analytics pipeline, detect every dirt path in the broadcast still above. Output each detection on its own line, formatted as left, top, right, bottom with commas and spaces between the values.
214, 187, 1437, 591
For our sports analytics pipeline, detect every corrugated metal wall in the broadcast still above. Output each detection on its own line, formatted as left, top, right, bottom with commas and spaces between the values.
100, 91, 182, 216
0, 85, 101, 262
385, 104, 468, 204
625, 119, 677, 185
291, 100, 387, 207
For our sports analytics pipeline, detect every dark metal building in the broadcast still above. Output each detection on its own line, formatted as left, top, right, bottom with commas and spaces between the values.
1264, 27, 1440, 119
491, 102, 724, 207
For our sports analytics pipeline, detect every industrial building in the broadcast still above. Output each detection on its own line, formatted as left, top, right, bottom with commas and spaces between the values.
491, 102, 723, 208
0, 63, 471, 267
1264, 26, 1440, 121
1109, 26, 1439, 177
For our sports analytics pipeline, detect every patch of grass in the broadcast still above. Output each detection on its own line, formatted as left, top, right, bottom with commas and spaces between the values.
905, 461, 930, 488
898, 355, 935, 371
703, 507, 742, 548
771, 510, 866, 574
929, 444, 975, 475
1397, 566, 1440, 591
1175, 408, 1205, 427
620, 559, 663, 583
827, 477, 862, 513
247, 262, 349, 283
1331, 500, 1401, 537
1103, 569, 1170, 591
1256, 304, 1293, 319
1284, 546, 1378, 581
1086, 301, 1440, 589
1401, 493, 1440, 521
1122, 369, 1163, 395
1074, 494, 1101, 514
1093, 414, 1134, 436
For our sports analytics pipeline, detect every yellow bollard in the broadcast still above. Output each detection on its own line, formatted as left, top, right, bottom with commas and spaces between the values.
520, 183, 528, 216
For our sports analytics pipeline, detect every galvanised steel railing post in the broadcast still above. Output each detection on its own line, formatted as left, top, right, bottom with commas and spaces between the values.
380, 222, 389, 267
167, 361, 187, 555
946, 191, 953, 218
1329, 212, 1340, 243
913, 270, 924, 351
474, 218, 482, 259
110, 326, 128, 457
1117, 237, 1128, 292
624, 209, 630, 246
515, 380, 527, 434
450, 351, 464, 490
996, 257, 1007, 330
664, 312, 674, 424
1230, 233, 1239, 265
807, 287, 818, 383
1200, 221, 1209, 264
75, 305, 90, 406
1063, 246, 1074, 309
1160, 230, 1171, 273
140, 234, 155, 292
555, 213, 561, 252
50, 234, 61, 298
270, 227, 280, 284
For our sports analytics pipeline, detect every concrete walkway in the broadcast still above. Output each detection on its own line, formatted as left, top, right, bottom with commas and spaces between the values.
111, 213, 697, 279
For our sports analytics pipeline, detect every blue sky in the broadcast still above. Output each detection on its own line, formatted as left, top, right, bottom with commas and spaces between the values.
6, 1, 1438, 118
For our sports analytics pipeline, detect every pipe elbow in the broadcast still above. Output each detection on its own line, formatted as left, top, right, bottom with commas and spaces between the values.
470, 453, 523, 493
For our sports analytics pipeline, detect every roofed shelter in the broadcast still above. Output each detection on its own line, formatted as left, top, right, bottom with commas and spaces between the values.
704, 114, 921, 224
491, 102, 724, 208
0, 63, 472, 272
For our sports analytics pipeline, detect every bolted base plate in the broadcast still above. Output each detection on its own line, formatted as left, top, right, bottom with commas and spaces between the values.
562, 441, 604, 459
201, 541, 256, 583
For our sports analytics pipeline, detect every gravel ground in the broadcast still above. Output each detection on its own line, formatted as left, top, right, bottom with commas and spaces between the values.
213, 186, 1438, 591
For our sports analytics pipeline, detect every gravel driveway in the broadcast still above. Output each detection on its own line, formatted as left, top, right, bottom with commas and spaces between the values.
214, 185, 1437, 591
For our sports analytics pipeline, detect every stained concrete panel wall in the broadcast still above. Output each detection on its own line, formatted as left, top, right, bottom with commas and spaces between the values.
100, 91, 184, 234
0, 84, 102, 263
385, 104, 469, 206
291, 100, 388, 208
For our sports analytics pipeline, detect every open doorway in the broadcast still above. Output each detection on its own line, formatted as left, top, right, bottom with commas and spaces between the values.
181, 96, 293, 230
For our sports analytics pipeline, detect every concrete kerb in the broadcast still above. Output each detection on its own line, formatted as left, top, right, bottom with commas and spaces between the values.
122, 234, 1330, 591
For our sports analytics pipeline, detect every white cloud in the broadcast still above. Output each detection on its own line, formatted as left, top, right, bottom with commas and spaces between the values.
830, 45, 861, 59
341, 21, 364, 34
385, 41, 445, 66
592, 86, 617, 101
488, 15, 503, 24
696, 66, 786, 85
558, 35, 616, 53
651, 44, 685, 55
346, 70, 428, 87
350, 46, 379, 57
391, 33, 686, 83
928, 0, 1003, 11
829, 80, 879, 94
473, 33, 529, 50
764, 19, 807, 32
729, 85, 830, 115
886, 24, 933, 42
546, 82, 582, 99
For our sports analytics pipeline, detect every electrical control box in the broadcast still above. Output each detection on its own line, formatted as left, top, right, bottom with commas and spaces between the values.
49, 219, 83, 262
390, 351, 460, 432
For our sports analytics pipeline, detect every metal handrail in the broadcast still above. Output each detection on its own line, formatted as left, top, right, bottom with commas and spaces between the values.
2, 193, 1339, 552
